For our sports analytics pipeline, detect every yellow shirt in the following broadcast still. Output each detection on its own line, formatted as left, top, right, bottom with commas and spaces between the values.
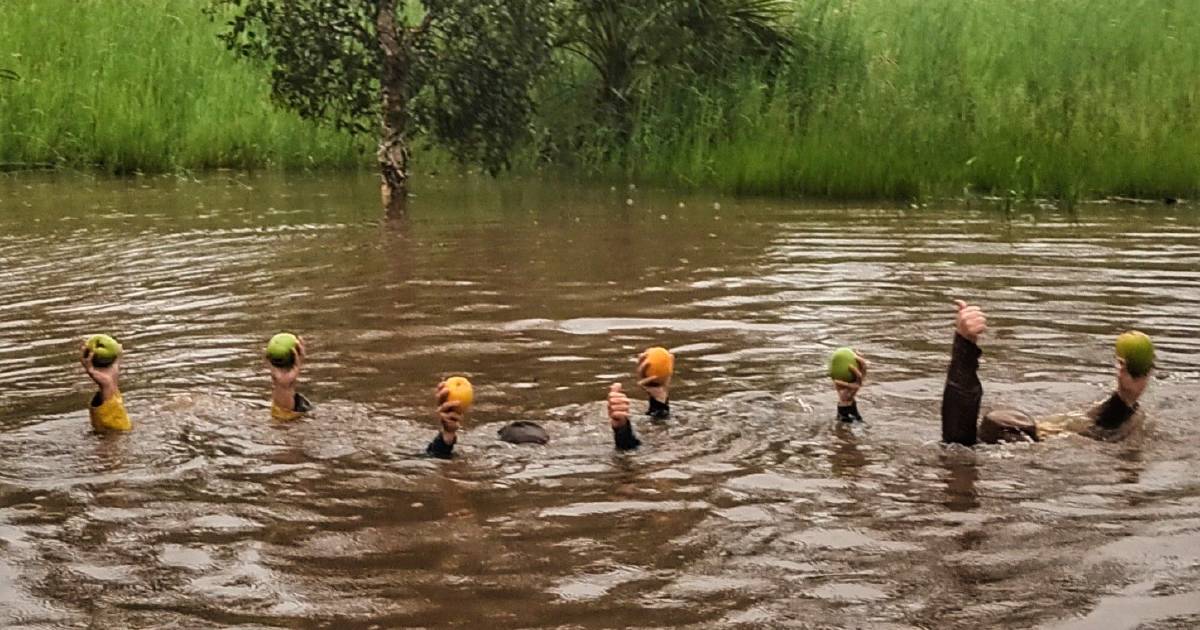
271, 403, 306, 422
271, 392, 312, 422
89, 392, 132, 432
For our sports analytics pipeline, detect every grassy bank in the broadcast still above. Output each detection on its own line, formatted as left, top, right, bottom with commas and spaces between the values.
540, 0, 1200, 201
2, 1, 1198, 201
0, 0, 367, 173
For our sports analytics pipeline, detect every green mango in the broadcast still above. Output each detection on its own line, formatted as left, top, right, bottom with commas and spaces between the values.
828, 347, 859, 382
1115, 331, 1155, 377
85, 334, 122, 367
266, 332, 299, 368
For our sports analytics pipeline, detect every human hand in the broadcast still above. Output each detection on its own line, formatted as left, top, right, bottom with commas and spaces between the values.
607, 383, 631, 429
1115, 358, 1150, 408
80, 340, 120, 401
267, 337, 305, 389
833, 353, 868, 405
435, 380, 464, 438
636, 350, 671, 403
954, 299, 988, 343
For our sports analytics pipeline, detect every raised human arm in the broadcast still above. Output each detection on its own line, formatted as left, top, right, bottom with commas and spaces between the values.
607, 383, 641, 450
940, 300, 987, 446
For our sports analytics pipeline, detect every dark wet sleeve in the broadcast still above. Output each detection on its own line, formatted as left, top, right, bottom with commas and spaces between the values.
647, 397, 670, 419
941, 333, 982, 446
1089, 392, 1137, 430
613, 422, 641, 451
426, 433, 455, 459
837, 401, 863, 423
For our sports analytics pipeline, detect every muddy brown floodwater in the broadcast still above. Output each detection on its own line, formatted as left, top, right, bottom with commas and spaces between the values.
0, 172, 1198, 629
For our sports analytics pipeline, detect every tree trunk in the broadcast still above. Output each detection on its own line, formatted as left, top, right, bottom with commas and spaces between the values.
376, 1, 410, 215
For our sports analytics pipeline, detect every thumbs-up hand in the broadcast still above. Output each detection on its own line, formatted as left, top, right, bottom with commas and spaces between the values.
954, 299, 988, 344
607, 382, 631, 428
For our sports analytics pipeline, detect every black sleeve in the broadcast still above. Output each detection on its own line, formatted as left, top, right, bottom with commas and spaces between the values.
1090, 392, 1137, 430
613, 422, 641, 451
426, 433, 455, 459
647, 397, 670, 419
941, 333, 983, 446
837, 401, 863, 422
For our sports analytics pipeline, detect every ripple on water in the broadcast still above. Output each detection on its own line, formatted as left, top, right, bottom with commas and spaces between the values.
1, 175, 1199, 627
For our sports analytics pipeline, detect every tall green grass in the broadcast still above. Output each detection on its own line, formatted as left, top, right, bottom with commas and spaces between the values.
2, 0, 1198, 201
542, 0, 1200, 201
0, 0, 367, 173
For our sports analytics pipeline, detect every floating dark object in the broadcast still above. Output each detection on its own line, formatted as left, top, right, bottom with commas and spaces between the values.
497, 421, 550, 445
980, 409, 1038, 443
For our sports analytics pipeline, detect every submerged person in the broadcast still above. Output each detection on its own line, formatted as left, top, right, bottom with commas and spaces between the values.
436, 347, 675, 457
264, 334, 459, 456
80, 338, 131, 432
425, 376, 548, 457
266, 336, 676, 457
606, 348, 675, 450
941, 299, 1151, 445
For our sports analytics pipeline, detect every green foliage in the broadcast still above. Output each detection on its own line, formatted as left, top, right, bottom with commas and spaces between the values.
209, 0, 380, 135
542, 0, 1200, 200
211, 0, 555, 174
0, 0, 365, 173
2, 0, 1198, 202
556, 0, 790, 143
413, 0, 557, 171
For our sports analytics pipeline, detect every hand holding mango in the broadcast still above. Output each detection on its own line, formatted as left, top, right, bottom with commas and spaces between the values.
80, 335, 121, 400
1115, 331, 1154, 377
266, 332, 300, 368
84, 334, 122, 368
1115, 331, 1154, 407
637, 347, 674, 402
436, 376, 473, 438
829, 347, 867, 404
265, 333, 305, 390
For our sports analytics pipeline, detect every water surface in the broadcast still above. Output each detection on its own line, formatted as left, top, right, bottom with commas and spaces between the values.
1, 173, 1198, 628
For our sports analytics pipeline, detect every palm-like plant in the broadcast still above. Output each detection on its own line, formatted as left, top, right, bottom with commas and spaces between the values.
557, 0, 790, 138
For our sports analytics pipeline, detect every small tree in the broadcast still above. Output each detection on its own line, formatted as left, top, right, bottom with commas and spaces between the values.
210, 0, 554, 214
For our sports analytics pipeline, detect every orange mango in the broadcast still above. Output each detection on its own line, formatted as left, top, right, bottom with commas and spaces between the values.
642, 347, 674, 382
444, 376, 474, 411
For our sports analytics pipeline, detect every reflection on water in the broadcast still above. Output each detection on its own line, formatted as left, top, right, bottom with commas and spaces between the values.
1, 172, 1198, 628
